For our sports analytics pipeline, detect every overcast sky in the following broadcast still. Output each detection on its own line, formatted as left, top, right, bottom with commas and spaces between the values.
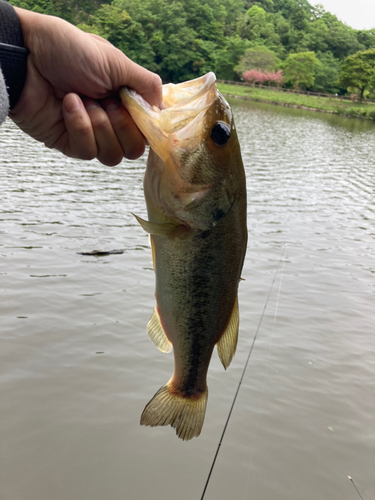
313, 0, 375, 30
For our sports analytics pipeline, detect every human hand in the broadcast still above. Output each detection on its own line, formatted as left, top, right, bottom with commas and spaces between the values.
9, 8, 162, 166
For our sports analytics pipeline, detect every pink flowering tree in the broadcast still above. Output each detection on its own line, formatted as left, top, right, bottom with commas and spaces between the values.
243, 69, 267, 86
254, 70, 266, 85
243, 69, 284, 87
264, 70, 284, 87
243, 69, 258, 86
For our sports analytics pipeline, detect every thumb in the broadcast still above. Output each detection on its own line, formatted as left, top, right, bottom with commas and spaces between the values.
115, 54, 163, 107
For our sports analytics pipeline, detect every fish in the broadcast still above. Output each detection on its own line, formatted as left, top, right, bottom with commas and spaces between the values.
119, 72, 247, 441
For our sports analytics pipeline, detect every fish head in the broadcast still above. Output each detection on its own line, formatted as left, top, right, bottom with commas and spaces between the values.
119, 72, 245, 230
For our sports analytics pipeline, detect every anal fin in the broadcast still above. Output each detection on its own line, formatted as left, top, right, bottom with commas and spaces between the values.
147, 307, 172, 353
216, 296, 239, 370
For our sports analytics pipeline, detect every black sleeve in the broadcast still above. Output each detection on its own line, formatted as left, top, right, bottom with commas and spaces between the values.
0, 1, 28, 109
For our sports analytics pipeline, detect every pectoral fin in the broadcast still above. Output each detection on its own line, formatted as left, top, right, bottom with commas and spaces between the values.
132, 213, 188, 238
216, 296, 239, 369
147, 308, 172, 353
132, 213, 178, 236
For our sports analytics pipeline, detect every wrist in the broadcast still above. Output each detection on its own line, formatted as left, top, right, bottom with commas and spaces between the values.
0, 2, 28, 108
13, 7, 46, 53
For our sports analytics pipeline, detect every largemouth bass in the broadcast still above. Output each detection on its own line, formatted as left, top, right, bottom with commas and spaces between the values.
119, 72, 247, 440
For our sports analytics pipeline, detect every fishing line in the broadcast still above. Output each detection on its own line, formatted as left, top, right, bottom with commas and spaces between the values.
200, 244, 287, 500
348, 476, 366, 500
242, 243, 286, 499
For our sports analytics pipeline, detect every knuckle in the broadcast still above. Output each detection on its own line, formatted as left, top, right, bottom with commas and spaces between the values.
76, 123, 94, 138
91, 113, 111, 132
108, 107, 128, 128
71, 115, 94, 138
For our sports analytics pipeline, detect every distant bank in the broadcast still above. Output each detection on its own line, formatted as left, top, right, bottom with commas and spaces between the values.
217, 82, 375, 121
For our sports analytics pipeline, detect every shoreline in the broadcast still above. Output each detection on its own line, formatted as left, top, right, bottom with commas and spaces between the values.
221, 93, 336, 115
217, 84, 375, 122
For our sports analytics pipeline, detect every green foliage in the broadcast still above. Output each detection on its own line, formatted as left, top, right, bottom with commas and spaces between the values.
78, 5, 156, 69
356, 29, 375, 50
312, 52, 339, 94
235, 46, 280, 76
338, 49, 375, 99
315, 11, 362, 58
253, 0, 275, 12
337, 106, 375, 120
237, 5, 282, 53
302, 20, 329, 53
78, 0, 248, 82
10, 0, 111, 24
283, 51, 320, 89
12, 0, 375, 92
215, 36, 251, 80
217, 81, 375, 121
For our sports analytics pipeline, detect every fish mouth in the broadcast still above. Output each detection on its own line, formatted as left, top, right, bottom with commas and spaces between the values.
119, 72, 218, 161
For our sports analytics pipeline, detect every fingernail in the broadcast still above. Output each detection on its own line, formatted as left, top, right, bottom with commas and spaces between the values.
85, 101, 100, 112
66, 94, 82, 113
105, 102, 120, 112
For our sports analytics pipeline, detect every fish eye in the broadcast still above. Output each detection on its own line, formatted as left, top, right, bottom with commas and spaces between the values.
210, 121, 231, 146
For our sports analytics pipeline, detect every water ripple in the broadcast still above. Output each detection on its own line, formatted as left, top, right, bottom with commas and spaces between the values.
1, 106, 374, 500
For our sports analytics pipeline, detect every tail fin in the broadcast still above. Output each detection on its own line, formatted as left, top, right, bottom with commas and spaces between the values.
140, 383, 208, 441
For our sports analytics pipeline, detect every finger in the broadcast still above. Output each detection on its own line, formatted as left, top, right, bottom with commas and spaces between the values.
110, 51, 162, 107
62, 93, 98, 160
124, 62, 163, 107
101, 97, 146, 160
82, 97, 123, 166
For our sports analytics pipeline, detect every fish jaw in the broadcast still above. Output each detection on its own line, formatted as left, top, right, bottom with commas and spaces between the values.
119, 72, 217, 163
118, 88, 172, 162
120, 73, 241, 231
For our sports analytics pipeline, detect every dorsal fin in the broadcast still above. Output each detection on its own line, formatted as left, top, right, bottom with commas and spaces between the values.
216, 296, 239, 369
147, 308, 172, 353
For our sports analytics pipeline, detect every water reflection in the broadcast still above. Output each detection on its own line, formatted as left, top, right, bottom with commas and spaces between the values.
229, 97, 375, 133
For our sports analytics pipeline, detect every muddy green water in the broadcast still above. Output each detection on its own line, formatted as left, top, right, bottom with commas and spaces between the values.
1, 101, 374, 500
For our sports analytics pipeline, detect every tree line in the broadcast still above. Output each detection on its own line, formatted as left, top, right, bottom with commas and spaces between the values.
11, 0, 375, 96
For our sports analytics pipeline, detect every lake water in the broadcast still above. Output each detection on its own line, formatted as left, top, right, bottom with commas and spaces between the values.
1, 101, 374, 500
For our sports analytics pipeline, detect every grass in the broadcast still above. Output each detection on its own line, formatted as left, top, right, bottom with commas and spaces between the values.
216, 83, 375, 121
